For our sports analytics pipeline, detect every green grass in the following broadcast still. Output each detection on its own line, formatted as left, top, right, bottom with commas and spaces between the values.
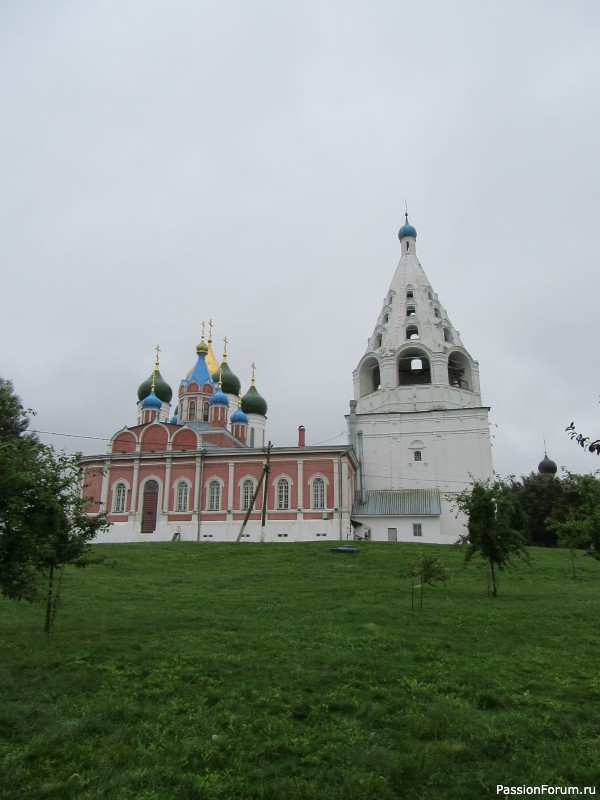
1, 543, 599, 799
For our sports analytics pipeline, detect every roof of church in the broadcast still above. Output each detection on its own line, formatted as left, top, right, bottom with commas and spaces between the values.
398, 212, 417, 240
185, 348, 214, 387
212, 359, 241, 396
352, 489, 441, 517
137, 369, 172, 403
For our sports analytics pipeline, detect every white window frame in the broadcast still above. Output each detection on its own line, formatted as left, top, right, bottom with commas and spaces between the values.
208, 479, 221, 511
241, 478, 255, 511
311, 476, 326, 510
276, 478, 290, 510
112, 481, 128, 513
175, 480, 190, 512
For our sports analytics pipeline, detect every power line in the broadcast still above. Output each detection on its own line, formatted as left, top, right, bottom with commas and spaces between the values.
32, 429, 111, 442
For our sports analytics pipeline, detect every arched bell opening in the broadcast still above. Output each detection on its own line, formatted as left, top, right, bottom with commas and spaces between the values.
397, 348, 431, 386
359, 356, 381, 396
448, 351, 472, 390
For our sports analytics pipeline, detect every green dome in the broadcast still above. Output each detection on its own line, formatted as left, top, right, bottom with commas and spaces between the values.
211, 360, 241, 396
241, 384, 267, 416
137, 369, 173, 404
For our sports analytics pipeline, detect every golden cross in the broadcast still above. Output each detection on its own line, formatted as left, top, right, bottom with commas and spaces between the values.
223, 335, 228, 356
251, 362, 256, 383
208, 319, 213, 340
154, 344, 161, 367
201, 320, 205, 339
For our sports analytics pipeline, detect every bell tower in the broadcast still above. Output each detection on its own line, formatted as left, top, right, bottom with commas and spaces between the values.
348, 215, 494, 542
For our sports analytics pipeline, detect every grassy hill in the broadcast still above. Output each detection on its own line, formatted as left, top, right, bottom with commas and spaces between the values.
1, 542, 599, 799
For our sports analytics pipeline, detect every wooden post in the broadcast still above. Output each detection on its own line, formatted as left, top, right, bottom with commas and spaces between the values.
260, 442, 272, 543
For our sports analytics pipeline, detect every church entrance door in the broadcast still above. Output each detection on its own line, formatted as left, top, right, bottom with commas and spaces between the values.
141, 480, 159, 533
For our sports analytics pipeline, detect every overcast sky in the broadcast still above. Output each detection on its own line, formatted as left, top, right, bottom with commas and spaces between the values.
1, 0, 599, 479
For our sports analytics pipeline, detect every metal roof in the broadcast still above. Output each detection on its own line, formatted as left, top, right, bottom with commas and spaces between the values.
352, 489, 441, 517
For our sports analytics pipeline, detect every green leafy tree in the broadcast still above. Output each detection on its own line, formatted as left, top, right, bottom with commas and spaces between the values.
403, 553, 449, 609
0, 378, 108, 632
454, 478, 529, 596
546, 472, 600, 567
507, 472, 564, 547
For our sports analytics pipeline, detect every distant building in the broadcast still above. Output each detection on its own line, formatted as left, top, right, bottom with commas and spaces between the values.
81, 332, 358, 543
81, 215, 493, 544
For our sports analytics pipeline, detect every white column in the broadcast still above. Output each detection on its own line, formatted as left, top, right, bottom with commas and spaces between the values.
100, 459, 111, 512
163, 457, 172, 512
194, 455, 202, 511
130, 459, 140, 513
297, 460, 304, 509
227, 462, 235, 510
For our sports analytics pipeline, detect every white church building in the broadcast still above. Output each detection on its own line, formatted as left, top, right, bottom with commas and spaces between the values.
81, 214, 493, 544
348, 214, 493, 542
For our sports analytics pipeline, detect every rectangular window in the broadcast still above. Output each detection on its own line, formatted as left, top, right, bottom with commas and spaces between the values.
312, 477, 325, 509
114, 485, 126, 513
176, 482, 188, 512
277, 479, 289, 510
208, 481, 221, 511
413, 523, 423, 537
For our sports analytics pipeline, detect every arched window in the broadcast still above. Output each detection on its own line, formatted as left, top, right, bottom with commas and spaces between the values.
375, 333, 382, 348
406, 289, 414, 299
398, 349, 432, 386
406, 325, 419, 340
406, 305, 416, 317
413, 450, 422, 462
188, 400, 196, 421
113, 482, 127, 513
141, 479, 159, 533
176, 481, 189, 512
208, 480, 221, 511
383, 313, 389, 323
312, 477, 325, 509
202, 401, 209, 421
242, 478, 254, 510
443, 327, 453, 343
448, 352, 472, 390
434, 307, 441, 319
359, 356, 381, 396
277, 478, 290, 510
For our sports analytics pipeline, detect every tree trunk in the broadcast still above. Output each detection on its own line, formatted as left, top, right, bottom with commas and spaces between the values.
489, 560, 498, 596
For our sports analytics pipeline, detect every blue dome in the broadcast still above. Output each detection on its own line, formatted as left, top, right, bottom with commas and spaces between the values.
210, 387, 229, 406
230, 407, 248, 424
398, 214, 417, 240
142, 389, 162, 409
170, 413, 178, 424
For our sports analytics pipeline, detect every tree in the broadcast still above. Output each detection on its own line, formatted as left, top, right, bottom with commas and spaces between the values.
0, 378, 108, 632
507, 472, 564, 547
0, 377, 33, 441
454, 478, 529, 596
402, 553, 449, 609
546, 472, 600, 567
566, 421, 600, 455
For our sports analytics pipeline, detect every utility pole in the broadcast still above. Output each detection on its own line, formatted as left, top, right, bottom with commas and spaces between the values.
260, 441, 272, 543
236, 441, 272, 543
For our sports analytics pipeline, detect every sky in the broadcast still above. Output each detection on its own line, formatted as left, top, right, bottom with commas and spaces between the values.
1, 0, 599, 479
